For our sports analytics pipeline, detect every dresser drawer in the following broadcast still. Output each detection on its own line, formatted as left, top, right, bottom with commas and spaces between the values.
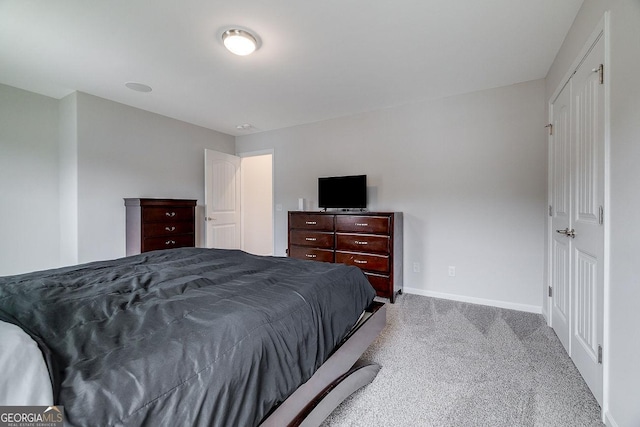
335, 251, 389, 273
364, 272, 391, 295
290, 231, 334, 248
289, 213, 334, 231
335, 215, 390, 234
143, 207, 194, 223
336, 233, 389, 254
143, 234, 195, 252
143, 222, 194, 237
289, 246, 335, 263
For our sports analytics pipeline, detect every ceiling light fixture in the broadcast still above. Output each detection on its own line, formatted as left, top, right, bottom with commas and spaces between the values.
222, 29, 258, 56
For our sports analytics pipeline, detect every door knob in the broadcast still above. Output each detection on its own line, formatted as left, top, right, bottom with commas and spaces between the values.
206, 217, 217, 221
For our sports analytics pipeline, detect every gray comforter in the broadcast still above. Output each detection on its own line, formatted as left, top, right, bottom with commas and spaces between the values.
0, 248, 375, 426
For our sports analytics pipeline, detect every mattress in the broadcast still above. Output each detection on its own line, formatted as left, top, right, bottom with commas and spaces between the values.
0, 320, 53, 405
0, 248, 375, 426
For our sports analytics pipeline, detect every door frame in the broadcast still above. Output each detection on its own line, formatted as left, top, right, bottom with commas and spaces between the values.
546, 12, 610, 420
237, 149, 275, 256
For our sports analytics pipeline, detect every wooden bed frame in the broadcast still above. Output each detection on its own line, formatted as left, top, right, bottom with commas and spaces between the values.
260, 301, 386, 427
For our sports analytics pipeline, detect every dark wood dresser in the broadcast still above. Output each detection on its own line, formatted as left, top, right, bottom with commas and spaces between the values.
124, 198, 197, 256
288, 211, 403, 302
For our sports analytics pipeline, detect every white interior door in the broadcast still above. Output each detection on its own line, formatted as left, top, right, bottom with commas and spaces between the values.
204, 149, 241, 249
548, 33, 605, 406
570, 35, 605, 405
550, 81, 572, 354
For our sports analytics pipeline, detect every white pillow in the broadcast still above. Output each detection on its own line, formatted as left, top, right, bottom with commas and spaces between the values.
0, 321, 53, 405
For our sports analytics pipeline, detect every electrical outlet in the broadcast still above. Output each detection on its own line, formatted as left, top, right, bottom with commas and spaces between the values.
448, 266, 456, 277
413, 262, 420, 273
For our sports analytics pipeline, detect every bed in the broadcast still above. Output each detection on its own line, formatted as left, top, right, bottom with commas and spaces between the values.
0, 247, 385, 426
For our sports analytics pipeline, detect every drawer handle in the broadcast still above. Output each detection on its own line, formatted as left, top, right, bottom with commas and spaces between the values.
165, 226, 176, 232
166, 212, 176, 217
354, 240, 368, 245
305, 237, 317, 241
355, 223, 368, 227
354, 260, 367, 264
305, 221, 317, 225
305, 254, 317, 258
165, 240, 176, 245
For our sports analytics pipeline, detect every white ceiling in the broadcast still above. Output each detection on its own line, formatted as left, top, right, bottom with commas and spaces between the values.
0, 0, 583, 136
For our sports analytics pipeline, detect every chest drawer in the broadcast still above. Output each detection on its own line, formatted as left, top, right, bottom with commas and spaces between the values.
289, 213, 334, 231
143, 207, 194, 223
290, 231, 334, 248
143, 222, 194, 237
289, 246, 335, 263
336, 233, 389, 254
335, 215, 390, 234
335, 251, 389, 273
143, 234, 195, 252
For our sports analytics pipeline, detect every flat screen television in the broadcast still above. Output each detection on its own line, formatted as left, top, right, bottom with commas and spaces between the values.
318, 175, 367, 209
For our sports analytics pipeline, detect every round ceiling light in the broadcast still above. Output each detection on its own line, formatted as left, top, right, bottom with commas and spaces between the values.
222, 29, 257, 56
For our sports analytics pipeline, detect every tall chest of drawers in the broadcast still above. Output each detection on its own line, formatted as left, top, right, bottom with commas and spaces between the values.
288, 211, 403, 302
124, 198, 197, 256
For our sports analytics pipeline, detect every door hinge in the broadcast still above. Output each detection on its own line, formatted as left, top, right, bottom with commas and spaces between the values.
548, 286, 552, 297
598, 64, 604, 85
549, 205, 553, 217
598, 345, 603, 364
598, 205, 604, 225
545, 123, 553, 136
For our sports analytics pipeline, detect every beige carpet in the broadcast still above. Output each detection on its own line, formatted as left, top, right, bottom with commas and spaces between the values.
322, 293, 603, 427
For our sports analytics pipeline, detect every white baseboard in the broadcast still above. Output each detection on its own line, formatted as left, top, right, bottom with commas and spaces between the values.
403, 287, 542, 314
541, 306, 550, 325
604, 411, 620, 427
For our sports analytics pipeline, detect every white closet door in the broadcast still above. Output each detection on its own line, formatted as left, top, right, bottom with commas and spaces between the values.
570, 35, 605, 405
550, 81, 572, 354
548, 32, 605, 406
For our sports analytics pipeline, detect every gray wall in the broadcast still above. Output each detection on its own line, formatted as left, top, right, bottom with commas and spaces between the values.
545, 1, 640, 426
0, 84, 60, 275
72, 93, 235, 264
59, 92, 78, 267
0, 88, 235, 274
237, 79, 547, 311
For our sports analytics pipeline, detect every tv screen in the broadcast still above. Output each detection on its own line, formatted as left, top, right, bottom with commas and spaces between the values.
318, 175, 367, 209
